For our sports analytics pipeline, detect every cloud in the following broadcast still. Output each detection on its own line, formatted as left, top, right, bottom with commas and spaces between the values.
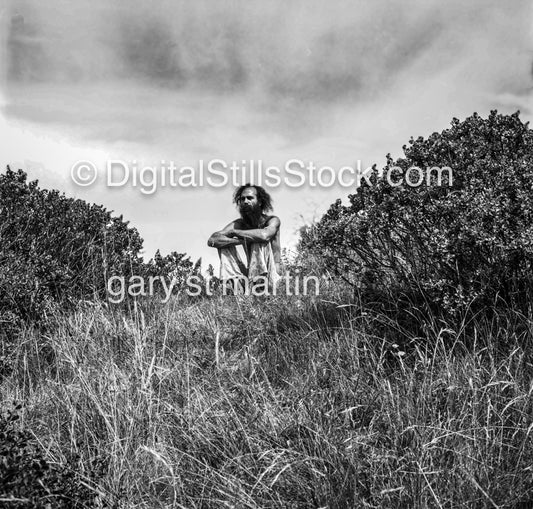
5, 0, 531, 101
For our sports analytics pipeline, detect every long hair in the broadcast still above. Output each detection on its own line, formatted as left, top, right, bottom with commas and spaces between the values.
233, 184, 273, 213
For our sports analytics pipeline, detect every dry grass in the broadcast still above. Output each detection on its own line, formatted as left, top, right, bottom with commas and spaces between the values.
2, 285, 533, 508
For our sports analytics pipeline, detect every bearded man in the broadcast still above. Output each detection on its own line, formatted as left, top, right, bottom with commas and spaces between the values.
207, 184, 281, 293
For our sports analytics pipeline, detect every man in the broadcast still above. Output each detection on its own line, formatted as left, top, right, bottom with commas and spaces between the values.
207, 184, 281, 293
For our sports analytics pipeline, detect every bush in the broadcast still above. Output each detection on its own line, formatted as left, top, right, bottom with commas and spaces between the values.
301, 111, 533, 317
0, 167, 145, 321
0, 404, 101, 508
0, 167, 201, 323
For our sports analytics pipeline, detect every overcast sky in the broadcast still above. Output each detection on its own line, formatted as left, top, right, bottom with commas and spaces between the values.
1, 0, 532, 270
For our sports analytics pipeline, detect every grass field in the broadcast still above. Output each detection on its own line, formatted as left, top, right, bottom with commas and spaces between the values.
2, 278, 533, 508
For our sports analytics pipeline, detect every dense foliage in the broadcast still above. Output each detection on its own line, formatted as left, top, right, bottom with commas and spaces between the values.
0, 404, 100, 508
0, 167, 199, 324
301, 111, 533, 316
0, 167, 141, 321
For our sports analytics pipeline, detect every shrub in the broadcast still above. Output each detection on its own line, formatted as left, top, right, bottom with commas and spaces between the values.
0, 404, 100, 508
142, 249, 202, 295
0, 167, 201, 322
301, 111, 533, 317
0, 167, 145, 321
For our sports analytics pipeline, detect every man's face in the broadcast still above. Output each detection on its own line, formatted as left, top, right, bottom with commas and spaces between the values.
238, 187, 260, 215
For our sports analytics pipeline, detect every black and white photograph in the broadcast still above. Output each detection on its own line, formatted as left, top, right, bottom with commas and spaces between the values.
1, 1, 533, 507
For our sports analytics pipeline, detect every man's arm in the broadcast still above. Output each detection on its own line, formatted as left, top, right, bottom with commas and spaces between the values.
230, 216, 280, 244
207, 220, 243, 248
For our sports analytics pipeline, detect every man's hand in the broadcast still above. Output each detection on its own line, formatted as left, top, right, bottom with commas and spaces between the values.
207, 232, 242, 248
207, 222, 244, 249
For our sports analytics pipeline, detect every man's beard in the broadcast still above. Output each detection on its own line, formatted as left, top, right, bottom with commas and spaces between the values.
239, 203, 263, 227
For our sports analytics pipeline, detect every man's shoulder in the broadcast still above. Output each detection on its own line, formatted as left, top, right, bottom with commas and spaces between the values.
263, 214, 280, 225
257, 215, 280, 230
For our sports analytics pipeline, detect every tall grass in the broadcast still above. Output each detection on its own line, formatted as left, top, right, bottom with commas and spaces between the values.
2, 283, 533, 508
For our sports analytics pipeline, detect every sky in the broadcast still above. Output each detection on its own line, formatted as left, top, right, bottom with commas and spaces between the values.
1, 0, 532, 270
